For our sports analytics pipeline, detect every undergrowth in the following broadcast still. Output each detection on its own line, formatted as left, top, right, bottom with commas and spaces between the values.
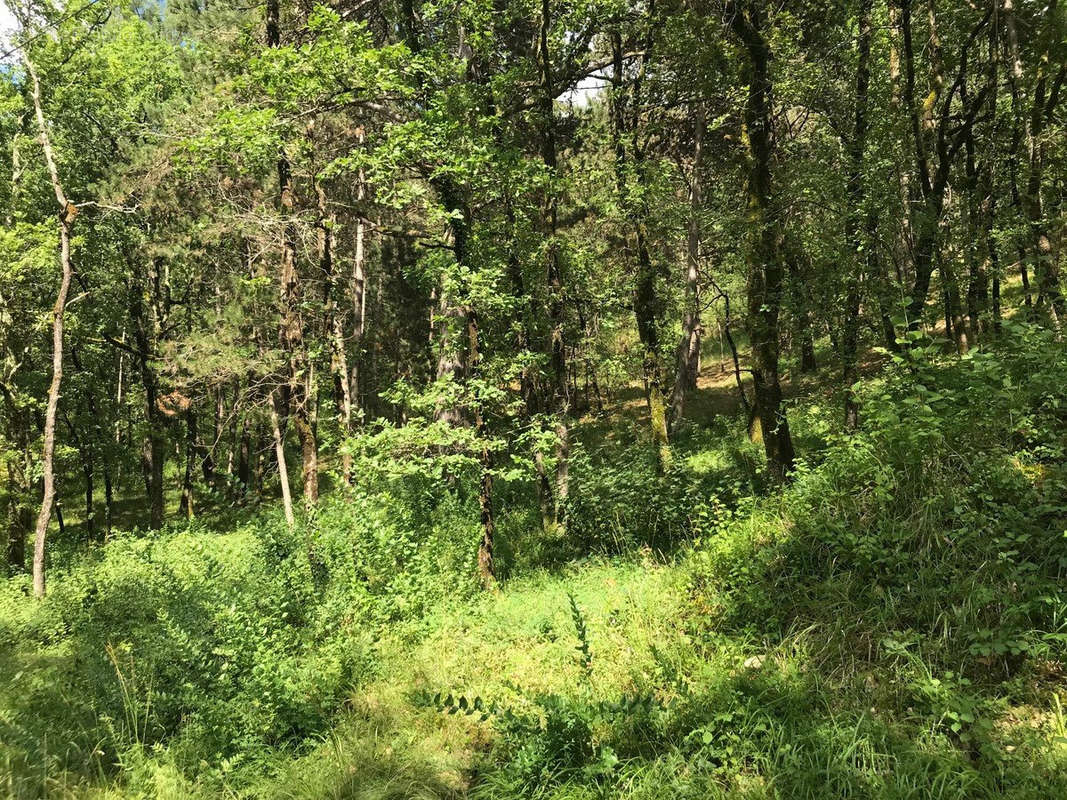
3, 323, 1067, 798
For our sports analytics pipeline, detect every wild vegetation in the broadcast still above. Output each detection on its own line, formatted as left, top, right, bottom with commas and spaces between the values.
1, 0, 1066, 797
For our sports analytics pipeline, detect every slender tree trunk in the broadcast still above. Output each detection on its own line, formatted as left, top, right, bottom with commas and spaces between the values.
323, 163, 362, 485
899, 0, 939, 331
269, 0, 319, 507
670, 101, 706, 430
538, 0, 570, 528
843, 0, 874, 429
22, 42, 74, 598
799, 332, 817, 373
939, 236, 968, 353
60, 404, 95, 542
82, 442, 95, 540
278, 159, 319, 506
54, 496, 65, 539
964, 136, 984, 339
786, 241, 818, 374
636, 234, 671, 471
1025, 68, 1065, 324
732, 1, 795, 481
113, 330, 126, 490
430, 176, 470, 428
202, 388, 220, 486
129, 263, 166, 530
888, 0, 914, 298
349, 200, 367, 428
611, 17, 670, 472
720, 290, 751, 417
73, 350, 110, 539
103, 461, 114, 538
145, 427, 165, 531
1005, 0, 1065, 326
5, 424, 32, 572
179, 410, 196, 519
318, 178, 354, 488
270, 394, 295, 528
1003, 1, 1031, 311
468, 307, 495, 588
254, 426, 267, 496
238, 415, 251, 498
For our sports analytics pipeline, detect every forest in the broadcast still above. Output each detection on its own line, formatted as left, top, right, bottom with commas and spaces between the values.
1, 0, 1066, 796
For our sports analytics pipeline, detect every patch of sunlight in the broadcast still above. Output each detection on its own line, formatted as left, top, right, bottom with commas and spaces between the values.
686, 448, 730, 475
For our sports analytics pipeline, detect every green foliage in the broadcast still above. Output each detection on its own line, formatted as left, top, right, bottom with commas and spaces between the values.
0, 487, 483, 793
2, 0, 1067, 794
568, 593, 593, 679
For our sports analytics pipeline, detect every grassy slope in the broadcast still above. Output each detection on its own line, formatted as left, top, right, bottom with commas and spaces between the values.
4, 327, 1067, 799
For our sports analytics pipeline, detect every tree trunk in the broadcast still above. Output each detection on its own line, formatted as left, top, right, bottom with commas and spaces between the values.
317, 177, 354, 488
22, 42, 74, 598
129, 264, 166, 530
1025, 74, 1065, 324
939, 239, 968, 353
82, 440, 95, 540
179, 410, 196, 520
786, 240, 818, 374
538, 0, 570, 528
670, 101, 705, 431
430, 176, 470, 427
898, 0, 940, 331
73, 348, 108, 539
238, 412, 251, 498
611, 17, 670, 472
720, 289, 751, 416
732, 1, 795, 482
468, 308, 496, 588
202, 388, 220, 486
896, 0, 990, 337
60, 406, 95, 542
269, 0, 319, 508
103, 461, 114, 538
277, 156, 319, 508
349, 200, 367, 427
887, 0, 914, 298
5, 431, 32, 573
1005, 0, 1066, 327
54, 495, 65, 540
270, 394, 296, 528
323, 166, 361, 485
842, 0, 873, 428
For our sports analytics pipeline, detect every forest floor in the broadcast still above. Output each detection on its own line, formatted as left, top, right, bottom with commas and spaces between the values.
3, 324, 1067, 799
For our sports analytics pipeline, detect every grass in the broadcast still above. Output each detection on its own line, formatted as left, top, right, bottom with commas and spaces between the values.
3, 324, 1067, 798
261, 550, 1067, 799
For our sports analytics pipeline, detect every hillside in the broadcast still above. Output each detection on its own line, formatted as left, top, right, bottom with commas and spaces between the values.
4, 328, 1067, 798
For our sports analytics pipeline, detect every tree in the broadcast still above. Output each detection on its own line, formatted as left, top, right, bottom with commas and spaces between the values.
729, 0, 795, 481
10, 2, 78, 597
